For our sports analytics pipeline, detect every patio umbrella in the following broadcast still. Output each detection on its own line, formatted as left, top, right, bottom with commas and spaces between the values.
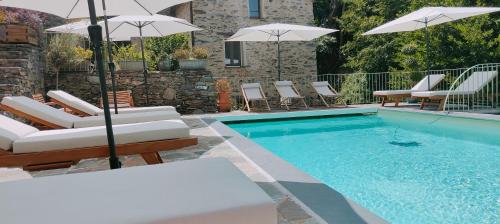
46, 20, 92, 37
363, 7, 500, 90
107, 14, 201, 104
0, 0, 193, 169
226, 23, 337, 80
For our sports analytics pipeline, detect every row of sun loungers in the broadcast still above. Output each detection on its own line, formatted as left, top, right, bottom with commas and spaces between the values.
0, 92, 278, 224
242, 81, 345, 111
374, 71, 498, 110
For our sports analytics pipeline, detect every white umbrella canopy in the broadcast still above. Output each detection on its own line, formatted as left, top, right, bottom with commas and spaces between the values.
46, 20, 92, 37
363, 7, 500, 35
107, 14, 201, 40
363, 7, 500, 90
0, 0, 193, 18
226, 23, 337, 80
227, 23, 338, 42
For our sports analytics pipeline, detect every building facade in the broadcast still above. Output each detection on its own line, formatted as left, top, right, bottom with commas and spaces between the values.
172, 0, 318, 104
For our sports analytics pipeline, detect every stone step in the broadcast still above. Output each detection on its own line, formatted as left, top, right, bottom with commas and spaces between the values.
0, 59, 29, 68
0, 51, 26, 60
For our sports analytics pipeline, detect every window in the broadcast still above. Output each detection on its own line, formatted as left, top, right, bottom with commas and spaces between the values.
249, 0, 261, 18
225, 42, 242, 67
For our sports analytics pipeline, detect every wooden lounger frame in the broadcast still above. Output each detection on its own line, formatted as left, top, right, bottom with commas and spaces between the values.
0, 104, 65, 129
313, 83, 347, 108
373, 93, 411, 107
0, 137, 198, 171
412, 95, 447, 111
241, 85, 271, 112
50, 98, 93, 117
274, 82, 308, 111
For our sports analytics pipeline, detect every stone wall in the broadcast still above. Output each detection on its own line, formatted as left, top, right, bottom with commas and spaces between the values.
173, 0, 319, 107
47, 70, 218, 114
0, 44, 44, 99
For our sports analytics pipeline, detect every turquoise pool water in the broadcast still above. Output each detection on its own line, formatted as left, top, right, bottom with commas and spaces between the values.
227, 110, 500, 224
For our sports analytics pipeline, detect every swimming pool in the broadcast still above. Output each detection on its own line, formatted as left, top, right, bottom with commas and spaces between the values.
226, 110, 500, 224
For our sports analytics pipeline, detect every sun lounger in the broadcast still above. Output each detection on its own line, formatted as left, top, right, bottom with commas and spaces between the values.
0, 96, 180, 129
0, 114, 197, 170
373, 74, 445, 107
48, 90, 176, 116
412, 71, 498, 110
274, 81, 308, 110
241, 83, 271, 112
0, 158, 277, 224
311, 81, 346, 107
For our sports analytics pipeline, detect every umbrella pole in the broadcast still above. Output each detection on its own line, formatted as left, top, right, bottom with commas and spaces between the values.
139, 24, 150, 105
277, 34, 281, 81
86, 0, 121, 169
425, 18, 431, 91
101, 0, 119, 114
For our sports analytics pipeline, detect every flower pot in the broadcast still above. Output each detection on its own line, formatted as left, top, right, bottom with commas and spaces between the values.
118, 60, 144, 71
218, 91, 231, 112
179, 59, 207, 70
158, 59, 173, 71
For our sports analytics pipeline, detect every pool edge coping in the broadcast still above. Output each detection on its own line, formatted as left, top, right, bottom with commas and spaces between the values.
202, 111, 389, 224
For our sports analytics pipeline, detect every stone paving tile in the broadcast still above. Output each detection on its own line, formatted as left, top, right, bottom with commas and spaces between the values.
25, 116, 322, 224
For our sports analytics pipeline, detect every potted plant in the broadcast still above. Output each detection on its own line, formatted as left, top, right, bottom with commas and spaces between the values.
174, 47, 208, 70
215, 79, 232, 112
145, 34, 188, 71
113, 45, 144, 71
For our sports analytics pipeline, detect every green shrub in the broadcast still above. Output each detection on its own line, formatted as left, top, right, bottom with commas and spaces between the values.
339, 74, 369, 104
145, 34, 189, 70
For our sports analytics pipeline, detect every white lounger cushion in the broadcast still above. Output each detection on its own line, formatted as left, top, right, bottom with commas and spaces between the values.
373, 74, 445, 96
312, 81, 337, 96
242, 83, 265, 100
2, 96, 76, 128
73, 111, 180, 128
13, 120, 189, 153
0, 158, 277, 224
48, 90, 176, 115
1, 96, 180, 128
412, 71, 498, 97
275, 81, 301, 98
0, 115, 39, 150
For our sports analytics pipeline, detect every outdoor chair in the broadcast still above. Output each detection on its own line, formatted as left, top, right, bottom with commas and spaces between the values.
241, 83, 271, 112
100, 90, 134, 108
0, 114, 197, 170
0, 96, 180, 129
373, 74, 445, 107
274, 81, 308, 110
311, 81, 346, 107
48, 90, 176, 117
0, 158, 277, 224
412, 71, 498, 110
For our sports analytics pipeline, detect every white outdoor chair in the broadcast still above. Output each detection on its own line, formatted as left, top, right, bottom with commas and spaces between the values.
274, 81, 308, 110
241, 83, 271, 112
311, 81, 346, 107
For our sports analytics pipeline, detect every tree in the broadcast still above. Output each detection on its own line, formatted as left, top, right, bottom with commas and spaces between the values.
46, 34, 81, 89
313, 0, 500, 74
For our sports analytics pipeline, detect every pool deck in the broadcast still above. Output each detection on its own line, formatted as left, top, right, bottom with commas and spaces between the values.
1, 104, 498, 224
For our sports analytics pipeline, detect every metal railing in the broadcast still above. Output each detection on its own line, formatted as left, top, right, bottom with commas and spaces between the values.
215, 63, 499, 113
317, 68, 467, 104
443, 63, 499, 113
